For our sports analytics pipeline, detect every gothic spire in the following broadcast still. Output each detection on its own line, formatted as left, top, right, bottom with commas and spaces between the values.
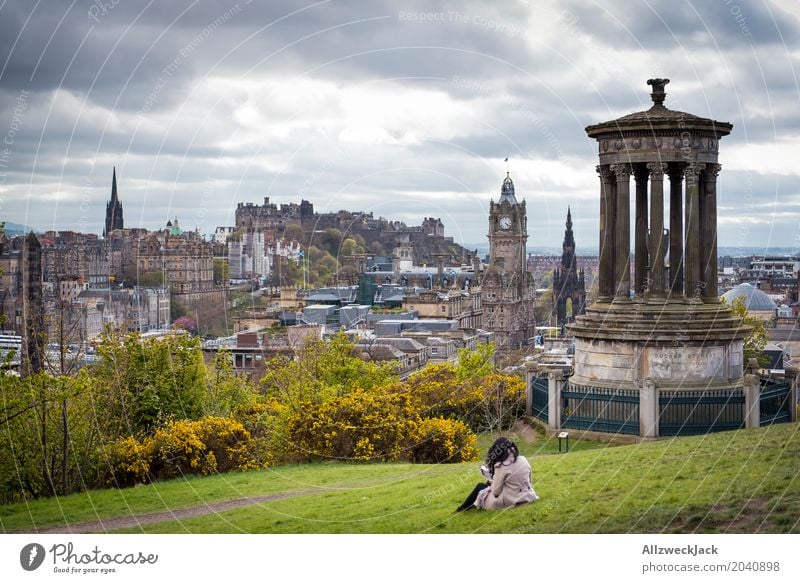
104, 166, 124, 236
563, 207, 575, 252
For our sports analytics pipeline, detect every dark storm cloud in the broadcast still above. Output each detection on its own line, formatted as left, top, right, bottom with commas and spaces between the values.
0, 0, 539, 109
560, 0, 800, 50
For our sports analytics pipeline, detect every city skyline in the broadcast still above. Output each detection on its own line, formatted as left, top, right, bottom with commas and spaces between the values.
1, 0, 799, 250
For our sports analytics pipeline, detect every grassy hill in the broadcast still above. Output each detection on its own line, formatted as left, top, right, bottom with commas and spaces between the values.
1, 423, 798, 534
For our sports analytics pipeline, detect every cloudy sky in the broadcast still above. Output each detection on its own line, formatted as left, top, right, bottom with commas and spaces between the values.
0, 0, 799, 252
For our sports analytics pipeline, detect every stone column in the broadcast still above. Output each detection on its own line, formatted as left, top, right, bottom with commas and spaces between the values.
634, 165, 649, 297
684, 163, 705, 300
668, 165, 684, 297
547, 369, 564, 432
647, 163, 667, 297
743, 364, 761, 429
640, 378, 659, 438
702, 164, 721, 301
597, 165, 615, 301
610, 164, 631, 301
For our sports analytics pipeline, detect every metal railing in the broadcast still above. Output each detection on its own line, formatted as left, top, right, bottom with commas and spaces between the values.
531, 376, 548, 422
658, 389, 744, 436
759, 379, 792, 426
562, 384, 640, 435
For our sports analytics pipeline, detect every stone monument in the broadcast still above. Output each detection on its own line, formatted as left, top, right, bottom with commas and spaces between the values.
570, 78, 750, 436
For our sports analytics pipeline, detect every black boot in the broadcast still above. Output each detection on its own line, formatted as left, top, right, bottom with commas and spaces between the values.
456, 482, 490, 512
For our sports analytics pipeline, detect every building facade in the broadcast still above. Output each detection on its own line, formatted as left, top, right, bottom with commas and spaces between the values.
133, 220, 214, 295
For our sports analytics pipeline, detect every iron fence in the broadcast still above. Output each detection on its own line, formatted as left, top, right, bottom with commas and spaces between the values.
759, 379, 792, 426
658, 389, 744, 436
531, 376, 549, 422
562, 384, 640, 435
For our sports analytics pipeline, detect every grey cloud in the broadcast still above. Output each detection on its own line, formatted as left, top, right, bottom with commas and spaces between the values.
560, 0, 800, 51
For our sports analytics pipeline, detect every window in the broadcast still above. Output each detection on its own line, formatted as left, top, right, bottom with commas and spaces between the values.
431, 347, 438, 355
441, 306, 447, 313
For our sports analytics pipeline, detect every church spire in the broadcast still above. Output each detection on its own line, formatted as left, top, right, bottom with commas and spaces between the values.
563, 206, 575, 252
111, 166, 118, 203
104, 166, 124, 237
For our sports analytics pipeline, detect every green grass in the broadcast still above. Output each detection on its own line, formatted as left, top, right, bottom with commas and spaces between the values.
2, 423, 799, 534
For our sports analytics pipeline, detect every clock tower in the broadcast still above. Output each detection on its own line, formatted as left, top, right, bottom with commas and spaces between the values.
481, 173, 536, 351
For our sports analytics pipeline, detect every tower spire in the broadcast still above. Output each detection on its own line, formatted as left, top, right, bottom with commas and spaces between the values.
104, 166, 124, 237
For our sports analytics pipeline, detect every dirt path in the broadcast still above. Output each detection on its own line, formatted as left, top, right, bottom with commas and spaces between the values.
34, 486, 335, 534
26, 467, 459, 534
511, 419, 539, 444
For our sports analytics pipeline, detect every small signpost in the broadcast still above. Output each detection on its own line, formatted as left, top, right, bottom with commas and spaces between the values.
558, 431, 570, 453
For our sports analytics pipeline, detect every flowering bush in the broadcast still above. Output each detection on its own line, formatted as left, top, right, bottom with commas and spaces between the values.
408, 417, 478, 464
287, 388, 420, 462
149, 417, 258, 478
406, 364, 526, 431
99, 436, 154, 487
101, 416, 262, 484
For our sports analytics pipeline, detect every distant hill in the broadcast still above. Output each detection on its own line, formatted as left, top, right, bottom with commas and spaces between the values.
718, 246, 800, 257
1, 222, 34, 236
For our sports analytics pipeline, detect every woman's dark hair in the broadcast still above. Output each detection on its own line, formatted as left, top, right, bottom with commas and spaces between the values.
485, 437, 518, 478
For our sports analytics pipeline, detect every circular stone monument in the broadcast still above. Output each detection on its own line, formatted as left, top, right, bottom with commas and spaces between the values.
569, 79, 750, 436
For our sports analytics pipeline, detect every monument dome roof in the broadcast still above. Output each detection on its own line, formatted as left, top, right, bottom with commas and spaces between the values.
721, 283, 777, 312
585, 78, 732, 138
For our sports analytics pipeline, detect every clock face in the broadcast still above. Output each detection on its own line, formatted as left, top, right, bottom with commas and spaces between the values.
499, 216, 512, 230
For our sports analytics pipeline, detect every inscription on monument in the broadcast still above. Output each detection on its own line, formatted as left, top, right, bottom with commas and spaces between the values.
646, 347, 725, 381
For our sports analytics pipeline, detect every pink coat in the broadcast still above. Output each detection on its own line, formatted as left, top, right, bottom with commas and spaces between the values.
479, 454, 539, 510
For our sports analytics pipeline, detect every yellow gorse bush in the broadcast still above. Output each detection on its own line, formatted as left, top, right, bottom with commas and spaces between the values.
102, 416, 264, 485
409, 417, 479, 464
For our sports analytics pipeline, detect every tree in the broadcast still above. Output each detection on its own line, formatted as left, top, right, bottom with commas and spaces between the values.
284, 224, 305, 243
260, 333, 398, 407
90, 330, 207, 436
727, 296, 771, 367
204, 350, 254, 417
137, 270, 167, 287
43, 298, 88, 495
455, 342, 496, 381
318, 228, 343, 258
172, 315, 197, 335
213, 258, 229, 285
535, 288, 554, 325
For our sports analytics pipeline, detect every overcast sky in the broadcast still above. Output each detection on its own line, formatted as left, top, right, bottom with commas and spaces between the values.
1, 0, 799, 252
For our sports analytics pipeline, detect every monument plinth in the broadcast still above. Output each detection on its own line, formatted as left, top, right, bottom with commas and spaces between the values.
571, 79, 749, 405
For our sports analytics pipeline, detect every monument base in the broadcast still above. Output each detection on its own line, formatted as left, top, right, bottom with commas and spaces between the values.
569, 298, 750, 391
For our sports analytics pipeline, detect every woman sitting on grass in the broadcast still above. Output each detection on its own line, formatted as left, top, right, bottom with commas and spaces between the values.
456, 437, 539, 511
